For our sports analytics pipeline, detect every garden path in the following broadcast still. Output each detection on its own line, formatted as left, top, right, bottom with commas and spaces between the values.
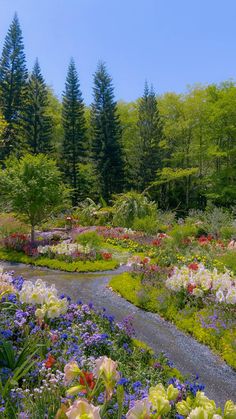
1, 261, 236, 406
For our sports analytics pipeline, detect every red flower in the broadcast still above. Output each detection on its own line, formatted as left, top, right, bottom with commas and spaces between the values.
79, 371, 95, 393
188, 263, 199, 271
101, 252, 112, 260
152, 239, 161, 246
45, 354, 56, 369
187, 284, 196, 294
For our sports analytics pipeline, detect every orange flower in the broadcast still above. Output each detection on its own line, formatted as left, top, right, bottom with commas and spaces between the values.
45, 354, 56, 369
79, 371, 95, 393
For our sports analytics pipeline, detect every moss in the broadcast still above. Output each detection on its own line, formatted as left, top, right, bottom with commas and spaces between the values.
110, 273, 236, 370
0, 248, 119, 272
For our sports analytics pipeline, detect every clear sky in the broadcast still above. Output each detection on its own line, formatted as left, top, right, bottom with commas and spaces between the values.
0, 0, 235, 103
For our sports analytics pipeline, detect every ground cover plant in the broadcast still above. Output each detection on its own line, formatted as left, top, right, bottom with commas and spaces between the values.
0, 267, 235, 418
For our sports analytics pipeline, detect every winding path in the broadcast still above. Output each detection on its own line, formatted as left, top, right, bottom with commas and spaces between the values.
1, 261, 236, 405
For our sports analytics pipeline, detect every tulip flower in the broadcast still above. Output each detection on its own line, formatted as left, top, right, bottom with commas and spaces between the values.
126, 398, 151, 418
64, 361, 81, 385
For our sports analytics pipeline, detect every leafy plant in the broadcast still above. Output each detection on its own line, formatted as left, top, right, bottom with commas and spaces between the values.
112, 192, 157, 228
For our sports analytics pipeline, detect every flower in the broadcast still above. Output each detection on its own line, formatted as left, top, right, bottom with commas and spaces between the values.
64, 361, 81, 385
79, 371, 95, 393
66, 399, 101, 419
45, 354, 56, 369
188, 263, 199, 271
126, 398, 151, 418
94, 356, 120, 400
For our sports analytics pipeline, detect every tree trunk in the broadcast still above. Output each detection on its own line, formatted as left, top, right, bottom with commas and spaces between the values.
31, 225, 35, 243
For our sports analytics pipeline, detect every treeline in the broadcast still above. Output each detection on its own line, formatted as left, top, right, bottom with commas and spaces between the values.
0, 14, 236, 211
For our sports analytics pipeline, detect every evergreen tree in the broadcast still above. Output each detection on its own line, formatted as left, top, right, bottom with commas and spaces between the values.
0, 13, 28, 159
62, 59, 87, 205
91, 61, 124, 200
24, 59, 53, 154
137, 82, 162, 190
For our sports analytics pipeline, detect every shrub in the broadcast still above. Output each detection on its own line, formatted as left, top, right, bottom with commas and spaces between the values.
133, 215, 158, 235
76, 231, 102, 249
0, 213, 29, 239
112, 192, 157, 228
169, 224, 197, 245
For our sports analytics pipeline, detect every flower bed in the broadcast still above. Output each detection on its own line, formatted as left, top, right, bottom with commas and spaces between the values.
110, 267, 236, 369
0, 248, 118, 272
0, 267, 235, 418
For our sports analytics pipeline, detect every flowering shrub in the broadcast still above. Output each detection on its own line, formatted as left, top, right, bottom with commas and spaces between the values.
3, 232, 28, 252
166, 264, 236, 305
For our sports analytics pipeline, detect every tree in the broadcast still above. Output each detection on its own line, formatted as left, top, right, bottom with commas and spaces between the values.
91, 61, 124, 200
61, 58, 87, 205
23, 59, 53, 154
0, 13, 28, 159
0, 153, 70, 242
137, 82, 162, 191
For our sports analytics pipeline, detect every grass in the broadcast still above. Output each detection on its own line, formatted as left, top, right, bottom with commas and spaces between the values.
109, 273, 236, 369
0, 248, 119, 272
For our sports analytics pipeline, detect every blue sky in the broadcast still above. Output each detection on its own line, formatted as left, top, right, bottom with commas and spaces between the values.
0, 0, 235, 103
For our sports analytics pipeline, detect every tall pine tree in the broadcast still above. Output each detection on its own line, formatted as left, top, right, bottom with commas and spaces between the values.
137, 82, 162, 190
62, 58, 87, 205
24, 59, 53, 154
0, 13, 28, 160
91, 62, 123, 200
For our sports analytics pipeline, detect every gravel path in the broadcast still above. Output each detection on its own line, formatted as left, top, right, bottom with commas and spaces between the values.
1, 261, 236, 405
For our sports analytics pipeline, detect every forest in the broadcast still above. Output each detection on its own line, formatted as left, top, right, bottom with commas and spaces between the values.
0, 14, 236, 212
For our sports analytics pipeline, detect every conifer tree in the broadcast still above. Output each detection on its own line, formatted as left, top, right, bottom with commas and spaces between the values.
91, 61, 123, 200
0, 13, 28, 159
137, 82, 162, 190
62, 59, 87, 205
24, 59, 53, 154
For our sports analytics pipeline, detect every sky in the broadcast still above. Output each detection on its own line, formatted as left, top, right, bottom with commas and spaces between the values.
0, 0, 236, 104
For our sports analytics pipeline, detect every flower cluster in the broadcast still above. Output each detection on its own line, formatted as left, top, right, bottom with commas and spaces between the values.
166, 264, 236, 305
19, 278, 68, 319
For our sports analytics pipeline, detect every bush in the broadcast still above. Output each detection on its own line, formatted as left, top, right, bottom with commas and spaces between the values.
75, 231, 102, 249
169, 223, 198, 245
112, 192, 157, 228
0, 213, 29, 239
133, 215, 158, 235
220, 226, 236, 240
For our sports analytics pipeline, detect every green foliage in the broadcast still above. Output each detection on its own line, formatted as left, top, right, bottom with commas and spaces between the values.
61, 58, 87, 205
112, 192, 157, 228
91, 61, 124, 199
75, 198, 101, 225
169, 224, 198, 245
23, 59, 53, 154
133, 215, 159, 235
0, 13, 28, 160
0, 153, 70, 241
217, 251, 236, 274
137, 82, 163, 191
76, 231, 102, 249
0, 213, 29, 239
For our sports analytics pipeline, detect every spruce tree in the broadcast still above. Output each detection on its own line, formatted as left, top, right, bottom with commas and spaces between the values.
23, 59, 53, 154
62, 58, 87, 205
91, 61, 123, 200
137, 82, 162, 190
0, 13, 28, 159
